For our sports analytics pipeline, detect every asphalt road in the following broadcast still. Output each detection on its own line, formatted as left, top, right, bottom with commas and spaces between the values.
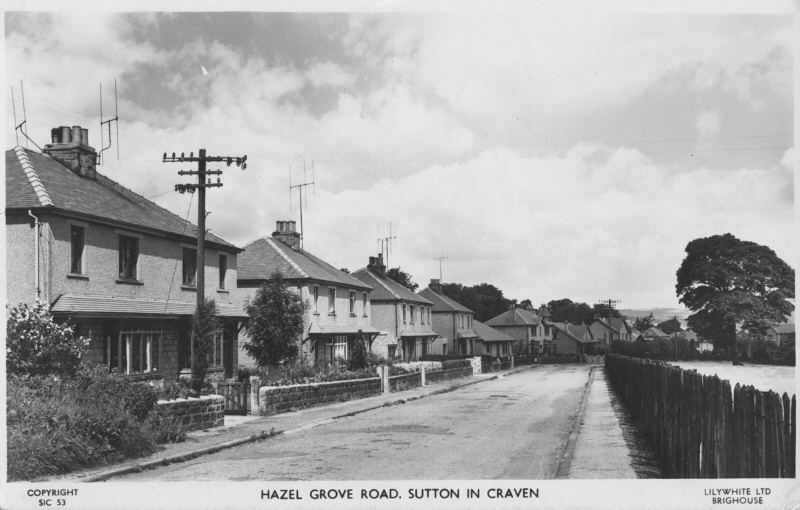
121, 365, 591, 481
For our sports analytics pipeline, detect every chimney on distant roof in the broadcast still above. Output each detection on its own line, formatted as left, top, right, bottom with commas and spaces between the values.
273, 220, 301, 250
367, 254, 386, 278
43, 125, 97, 179
429, 278, 443, 294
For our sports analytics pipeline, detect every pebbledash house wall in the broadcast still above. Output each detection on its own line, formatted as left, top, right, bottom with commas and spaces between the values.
369, 300, 435, 359
234, 280, 372, 366
7, 211, 240, 381
431, 311, 474, 355
6, 215, 43, 307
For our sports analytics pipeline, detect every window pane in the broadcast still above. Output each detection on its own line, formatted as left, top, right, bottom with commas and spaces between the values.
219, 255, 227, 289
183, 248, 197, 286
328, 288, 335, 313
151, 334, 160, 372
119, 236, 139, 279
71, 226, 84, 274
130, 334, 142, 374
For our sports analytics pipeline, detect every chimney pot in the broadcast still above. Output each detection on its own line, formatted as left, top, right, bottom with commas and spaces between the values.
44, 125, 97, 179
272, 219, 301, 250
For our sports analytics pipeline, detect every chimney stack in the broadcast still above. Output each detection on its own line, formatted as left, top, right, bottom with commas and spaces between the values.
429, 278, 443, 294
43, 125, 97, 179
367, 254, 386, 277
272, 220, 301, 250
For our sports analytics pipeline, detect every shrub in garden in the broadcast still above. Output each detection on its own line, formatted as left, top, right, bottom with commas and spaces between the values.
348, 333, 369, 371
6, 301, 90, 377
191, 298, 220, 394
243, 271, 308, 368
6, 368, 162, 480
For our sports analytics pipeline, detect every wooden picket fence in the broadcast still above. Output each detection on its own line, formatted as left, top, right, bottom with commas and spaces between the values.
212, 380, 251, 415
605, 355, 795, 478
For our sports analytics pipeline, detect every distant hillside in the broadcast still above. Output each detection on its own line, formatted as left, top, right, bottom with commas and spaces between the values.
618, 308, 692, 326
618, 307, 795, 328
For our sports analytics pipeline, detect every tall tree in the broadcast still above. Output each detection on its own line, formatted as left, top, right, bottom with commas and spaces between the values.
632, 313, 655, 332
244, 270, 309, 368
441, 282, 512, 322
547, 298, 594, 325
657, 316, 683, 335
676, 233, 795, 362
592, 303, 623, 319
386, 267, 418, 291
519, 299, 533, 309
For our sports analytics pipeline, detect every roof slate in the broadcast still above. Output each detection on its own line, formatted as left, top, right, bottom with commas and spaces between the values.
6, 148, 238, 249
486, 307, 541, 327
472, 320, 516, 343
417, 287, 473, 314
50, 294, 247, 318
237, 237, 372, 290
351, 269, 431, 304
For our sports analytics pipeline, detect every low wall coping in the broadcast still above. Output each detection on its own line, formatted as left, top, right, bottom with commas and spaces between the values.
259, 376, 380, 392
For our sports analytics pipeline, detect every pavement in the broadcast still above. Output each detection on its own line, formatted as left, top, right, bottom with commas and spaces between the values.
53, 361, 653, 482
564, 365, 662, 479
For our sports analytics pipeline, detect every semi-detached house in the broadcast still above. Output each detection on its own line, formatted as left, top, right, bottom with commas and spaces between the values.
5, 127, 247, 382
351, 254, 436, 361
235, 221, 379, 365
417, 279, 478, 356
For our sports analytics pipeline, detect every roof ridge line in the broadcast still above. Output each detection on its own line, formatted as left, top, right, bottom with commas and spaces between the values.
15, 146, 53, 207
366, 269, 401, 299
266, 238, 309, 278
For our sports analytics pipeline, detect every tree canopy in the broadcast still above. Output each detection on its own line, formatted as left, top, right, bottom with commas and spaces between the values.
441, 282, 512, 322
676, 233, 795, 358
632, 313, 656, 332
657, 316, 683, 335
386, 267, 418, 291
243, 270, 309, 368
547, 298, 594, 325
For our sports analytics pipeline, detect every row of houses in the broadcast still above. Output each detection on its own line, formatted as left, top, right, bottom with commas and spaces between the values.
5, 129, 524, 383
6, 128, 790, 385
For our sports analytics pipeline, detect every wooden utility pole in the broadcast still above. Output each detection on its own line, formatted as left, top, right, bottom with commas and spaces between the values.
164, 149, 247, 359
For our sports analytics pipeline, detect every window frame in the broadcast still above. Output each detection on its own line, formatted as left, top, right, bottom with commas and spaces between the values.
182, 246, 198, 287
328, 287, 336, 315
313, 286, 320, 314
349, 291, 356, 316
70, 224, 86, 275
218, 253, 228, 290
362, 292, 368, 317
109, 330, 162, 375
118, 235, 140, 281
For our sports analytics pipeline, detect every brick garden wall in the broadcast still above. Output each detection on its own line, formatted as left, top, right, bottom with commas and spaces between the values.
259, 378, 381, 416
154, 395, 224, 432
425, 366, 473, 384
388, 371, 422, 392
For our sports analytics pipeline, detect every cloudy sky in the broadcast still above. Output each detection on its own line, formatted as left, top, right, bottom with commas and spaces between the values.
5, 4, 795, 310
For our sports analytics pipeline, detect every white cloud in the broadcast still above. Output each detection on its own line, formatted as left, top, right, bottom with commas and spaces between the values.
695, 110, 721, 137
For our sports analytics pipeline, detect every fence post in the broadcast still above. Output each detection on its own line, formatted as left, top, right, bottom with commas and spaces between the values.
249, 376, 260, 416
511, 355, 515, 369
421, 365, 426, 387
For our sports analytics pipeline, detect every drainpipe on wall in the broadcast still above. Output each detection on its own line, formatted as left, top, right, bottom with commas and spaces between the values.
28, 210, 40, 300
